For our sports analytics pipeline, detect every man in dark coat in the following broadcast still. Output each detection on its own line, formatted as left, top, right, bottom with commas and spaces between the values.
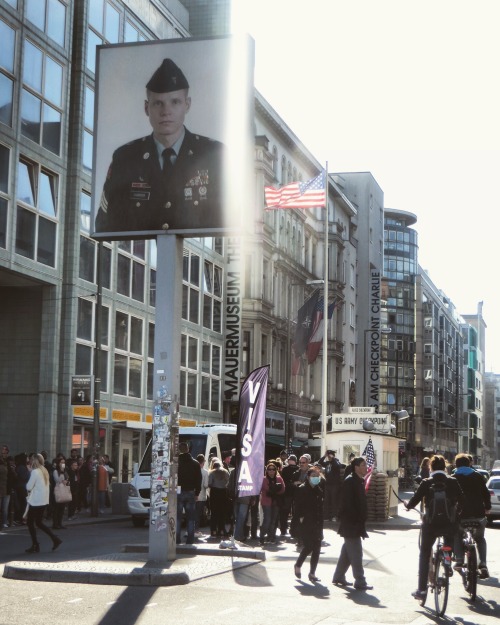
318, 449, 342, 520
294, 467, 325, 581
177, 441, 202, 545
452, 453, 491, 578
405, 454, 465, 600
332, 456, 372, 590
95, 58, 225, 235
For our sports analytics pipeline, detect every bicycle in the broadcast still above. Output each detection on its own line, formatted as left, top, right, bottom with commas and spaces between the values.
455, 518, 482, 601
416, 534, 452, 617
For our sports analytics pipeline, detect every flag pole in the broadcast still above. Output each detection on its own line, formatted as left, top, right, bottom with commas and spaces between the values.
321, 163, 329, 456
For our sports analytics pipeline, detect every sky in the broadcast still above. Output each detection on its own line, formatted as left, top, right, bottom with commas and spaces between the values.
234, 0, 500, 370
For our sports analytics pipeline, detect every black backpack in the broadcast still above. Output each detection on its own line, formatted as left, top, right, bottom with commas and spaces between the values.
425, 480, 456, 528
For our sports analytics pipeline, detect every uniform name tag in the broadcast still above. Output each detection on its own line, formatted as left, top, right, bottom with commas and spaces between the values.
131, 191, 150, 200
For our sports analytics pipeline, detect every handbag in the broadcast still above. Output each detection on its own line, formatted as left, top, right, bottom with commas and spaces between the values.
54, 482, 72, 503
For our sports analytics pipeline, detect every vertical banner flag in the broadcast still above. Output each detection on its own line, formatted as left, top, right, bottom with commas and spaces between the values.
235, 365, 269, 498
306, 298, 337, 364
264, 172, 326, 210
293, 290, 321, 357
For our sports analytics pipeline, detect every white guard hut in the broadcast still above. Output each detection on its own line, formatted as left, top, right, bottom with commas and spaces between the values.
323, 408, 404, 516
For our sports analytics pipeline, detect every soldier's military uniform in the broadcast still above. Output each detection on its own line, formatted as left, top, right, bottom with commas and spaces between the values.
95, 129, 224, 233
94, 57, 225, 235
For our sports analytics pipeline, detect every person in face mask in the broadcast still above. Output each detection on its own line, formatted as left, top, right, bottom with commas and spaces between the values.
294, 466, 325, 582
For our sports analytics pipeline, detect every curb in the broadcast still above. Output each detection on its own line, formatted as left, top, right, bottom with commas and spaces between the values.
123, 542, 266, 560
2, 561, 190, 586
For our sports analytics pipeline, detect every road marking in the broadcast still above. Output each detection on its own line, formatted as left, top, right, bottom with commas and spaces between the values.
217, 608, 239, 615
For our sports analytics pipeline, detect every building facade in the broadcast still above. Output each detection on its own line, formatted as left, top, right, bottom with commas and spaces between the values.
0, 0, 354, 476
484, 372, 500, 464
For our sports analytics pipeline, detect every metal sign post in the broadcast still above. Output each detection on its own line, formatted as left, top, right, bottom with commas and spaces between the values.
149, 234, 183, 562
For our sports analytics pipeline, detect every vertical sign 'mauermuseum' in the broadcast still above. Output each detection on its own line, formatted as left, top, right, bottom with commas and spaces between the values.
224, 237, 241, 399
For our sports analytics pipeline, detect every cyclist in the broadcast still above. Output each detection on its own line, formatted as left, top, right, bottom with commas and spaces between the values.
405, 454, 465, 601
452, 453, 491, 578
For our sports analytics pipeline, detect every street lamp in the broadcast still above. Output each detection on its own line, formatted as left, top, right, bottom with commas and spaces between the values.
394, 409, 409, 421
362, 326, 392, 405
285, 278, 324, 452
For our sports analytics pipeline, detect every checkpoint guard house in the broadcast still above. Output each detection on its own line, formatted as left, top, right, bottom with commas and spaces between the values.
323, 407, 404, 516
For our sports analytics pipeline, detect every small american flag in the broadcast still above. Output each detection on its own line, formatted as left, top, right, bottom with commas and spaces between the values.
362, 437, 376, 469
265, 172, 326, 210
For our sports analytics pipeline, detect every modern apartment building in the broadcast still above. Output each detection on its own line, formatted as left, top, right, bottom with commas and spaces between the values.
484, 371, 500, 463
462, 304, 487, 465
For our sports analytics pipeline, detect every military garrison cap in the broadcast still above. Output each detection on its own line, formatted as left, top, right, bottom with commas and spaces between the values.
146, 58, 189, 93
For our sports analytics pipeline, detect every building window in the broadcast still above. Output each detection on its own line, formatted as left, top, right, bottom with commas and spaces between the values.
0, 143, 10, 249
21, 41, 63, 154
0, 19, 15, 127
124, 20, 148, 43
116, 240, 146, 302
26, 0, 67, 47
79, 236, 95, 283
180, 334, 198, 408
87, 0, 121, 73
80, 190, 91, 233
15, 158, 58, 266
350, 304, 355, 328
202, 259, 222, 332
75, 298, 109, 393
114, 311, 143, 398
201, 342, 221, 411
82, 86, 94, 171
182, 251, 200, 324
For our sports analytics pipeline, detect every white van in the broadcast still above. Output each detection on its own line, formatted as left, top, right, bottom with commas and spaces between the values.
127, 423, 237, 527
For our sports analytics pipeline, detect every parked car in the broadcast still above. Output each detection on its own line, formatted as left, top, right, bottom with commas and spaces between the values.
486, 476, 500, 525
474, 469, 490, 481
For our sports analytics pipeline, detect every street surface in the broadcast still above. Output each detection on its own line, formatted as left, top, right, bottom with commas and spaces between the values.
0, 515, 499, 625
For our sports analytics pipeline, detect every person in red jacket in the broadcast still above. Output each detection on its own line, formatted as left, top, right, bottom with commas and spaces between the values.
259, 463, 285, 545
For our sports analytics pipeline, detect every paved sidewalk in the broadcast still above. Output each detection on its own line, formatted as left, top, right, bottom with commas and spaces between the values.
2, 498, 420, 587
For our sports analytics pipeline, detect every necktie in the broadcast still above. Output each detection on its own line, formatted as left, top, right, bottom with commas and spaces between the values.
162, 147, 175, 175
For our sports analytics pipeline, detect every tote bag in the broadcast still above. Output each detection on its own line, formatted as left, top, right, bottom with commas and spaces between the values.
54, 482, 72, 503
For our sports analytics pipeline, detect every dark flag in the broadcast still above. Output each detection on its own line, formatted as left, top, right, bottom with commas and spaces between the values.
234, 365, 269, 499
293, 290, 321, 357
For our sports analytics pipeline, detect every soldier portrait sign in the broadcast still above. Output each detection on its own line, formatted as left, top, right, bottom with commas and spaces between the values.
91, 36, 254, 240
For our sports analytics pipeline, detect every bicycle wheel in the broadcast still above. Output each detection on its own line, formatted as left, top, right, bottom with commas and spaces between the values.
434, 552, 449, 616
465, 546, 477, 601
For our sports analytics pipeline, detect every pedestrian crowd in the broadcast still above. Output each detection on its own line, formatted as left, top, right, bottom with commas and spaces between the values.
177, 445, 491, 595
0, 443, 115, 540
2, 440, 492, 597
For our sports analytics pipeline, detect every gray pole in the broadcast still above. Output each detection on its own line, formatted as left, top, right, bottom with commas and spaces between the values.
284, 283, 291, 452
148, 234, 183, 562
91, 242, 103, 517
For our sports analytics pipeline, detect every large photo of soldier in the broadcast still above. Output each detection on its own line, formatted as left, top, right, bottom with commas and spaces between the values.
91, 37, 254, 239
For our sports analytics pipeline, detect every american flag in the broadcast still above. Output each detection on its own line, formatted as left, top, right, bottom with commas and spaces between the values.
264, 172, 326, 210
362, 437, 376, 469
